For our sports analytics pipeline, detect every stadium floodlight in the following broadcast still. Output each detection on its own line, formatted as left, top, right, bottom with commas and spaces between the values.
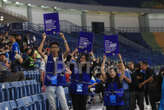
15, 2, 24, 5
3, 0, 8, 3
41, 5, 49, 9
0, 16, 4, 21
16, 2, 20, 5
54, 6, 57, 10
83, 10, 88, 12
27, 3, 32, 7
0, 16, 4, 19
27, 3, 35, 7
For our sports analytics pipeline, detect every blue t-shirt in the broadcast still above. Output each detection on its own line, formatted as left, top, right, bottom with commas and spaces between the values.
122, 70, 132, 90
10, 42, 20, 61
159, 77, 164, 110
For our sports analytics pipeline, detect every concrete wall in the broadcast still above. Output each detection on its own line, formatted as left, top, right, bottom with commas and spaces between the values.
149, 14, 164, 27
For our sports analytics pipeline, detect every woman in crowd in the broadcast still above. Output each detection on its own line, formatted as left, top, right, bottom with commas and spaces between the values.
101, 55, 124, 110
69, 49, 96, 110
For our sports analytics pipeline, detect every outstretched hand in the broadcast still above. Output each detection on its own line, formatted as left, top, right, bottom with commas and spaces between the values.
59, 32, 65, 40
118, 53, 122, 59
42, 33, 47, 39
103, 55, 107, 60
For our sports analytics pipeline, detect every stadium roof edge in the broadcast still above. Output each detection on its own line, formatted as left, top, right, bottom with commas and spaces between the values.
9, 0, 164, 13
0, 7, 28, 23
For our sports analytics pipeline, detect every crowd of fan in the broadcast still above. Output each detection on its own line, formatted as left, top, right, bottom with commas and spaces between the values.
0, 32, 39, 82
0, 32, 164, 110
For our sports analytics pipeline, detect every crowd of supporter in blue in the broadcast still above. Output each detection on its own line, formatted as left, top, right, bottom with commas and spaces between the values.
0, 31, 164, 110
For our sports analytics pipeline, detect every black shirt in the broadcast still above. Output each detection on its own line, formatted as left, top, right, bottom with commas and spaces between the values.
130, 69, 145, 91
144, 68, 154, 80
144, 68, 155, 91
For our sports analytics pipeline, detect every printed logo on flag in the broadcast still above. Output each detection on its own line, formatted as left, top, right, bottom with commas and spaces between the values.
104, 35, 119, 56
43, 13, 60, 35
78, 32, 94, 53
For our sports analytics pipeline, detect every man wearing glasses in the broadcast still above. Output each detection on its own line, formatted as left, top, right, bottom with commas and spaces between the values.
38, 33, 70, 110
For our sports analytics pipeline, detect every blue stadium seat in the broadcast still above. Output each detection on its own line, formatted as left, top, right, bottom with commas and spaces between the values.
25, 80, 32, 96
16, 98, 24, 110
1, 83, 10, 101
36, 82, 41, 94
31, 80, 38, 94
35, 70, 40, 81
30, 70, 35, 80
32, 95, 43, 110
29, 80, 35, 95
23, 96, 33, 110
23, 71, 28, 79
17, 81, 24, 98
10, 82, 20, 99
21, 81, 28, 97
39, 93, 49, 110
0, 101, 12, 110
9, 100, 17, 110
16, 96, 33, 110
0, 83, 3, 102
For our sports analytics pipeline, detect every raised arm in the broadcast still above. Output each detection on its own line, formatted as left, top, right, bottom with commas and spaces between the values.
101, 55, 107, 80
90, 51, 96, 62
59, 33, 70, 59
38, 33, 46, 58
71, 48, 78, 60
118, 54, 131, 83
118, 53, 125, 74
15, 54, 23, 64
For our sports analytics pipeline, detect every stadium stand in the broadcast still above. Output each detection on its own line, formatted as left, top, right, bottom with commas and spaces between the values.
0, 0, 164, 110
153, 32, 164, 52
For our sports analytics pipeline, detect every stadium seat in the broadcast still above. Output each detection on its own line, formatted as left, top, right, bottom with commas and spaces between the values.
17, 81, 24, 99
35, 70, 41, 81
36, 82, 41, 94
16, 96, 33, 110
0, 101, 11, 110
32, 80, 38, 94
1, 83, 10, 101
0, 83, 3, 102
23, 71, 28, 79
9, 100, 17, 110
10, 82, 20, 99
25, 80, 32, 96
29, 80, 35, 95
39, 93, 49, 110
21, 81, 28, 97
32, 94, 43, 110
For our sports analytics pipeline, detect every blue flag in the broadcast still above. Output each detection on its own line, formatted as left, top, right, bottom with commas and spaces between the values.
78, 32, 94, 53
104, 35, 119, 56
43, 13, 60, 35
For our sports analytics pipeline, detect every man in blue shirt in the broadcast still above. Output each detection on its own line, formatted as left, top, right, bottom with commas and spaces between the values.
117, 54, 132, 110
9, 35, 21, 61
9, 34, 23, 72
39, 33, 70, 110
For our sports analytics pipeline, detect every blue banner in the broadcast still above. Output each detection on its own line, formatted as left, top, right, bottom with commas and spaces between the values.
104, 35, 119, 56
43, 13, 60, 35
78, 32, 94, 53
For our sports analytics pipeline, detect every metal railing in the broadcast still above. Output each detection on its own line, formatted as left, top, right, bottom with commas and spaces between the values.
118, 27, 164, 32
0, 7, 28, 21
2, 20, 164, 33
